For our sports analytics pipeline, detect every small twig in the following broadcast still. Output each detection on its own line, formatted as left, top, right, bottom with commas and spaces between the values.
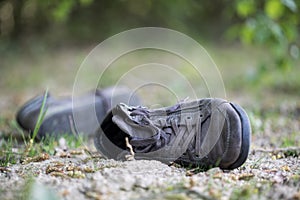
252, 147, 300, 154
0, 166, 11, 173
125, 137, 135, 156
21, 153, 50, 164
125, 137, 135, 161
187, 189, 216, 200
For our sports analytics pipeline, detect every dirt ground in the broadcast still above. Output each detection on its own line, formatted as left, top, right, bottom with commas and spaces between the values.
0, 140, 299, 200
0, 45, 299, 200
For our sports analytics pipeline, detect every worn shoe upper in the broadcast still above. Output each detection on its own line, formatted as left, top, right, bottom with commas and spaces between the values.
16, 86, 140, 139
94, 98, 251, 170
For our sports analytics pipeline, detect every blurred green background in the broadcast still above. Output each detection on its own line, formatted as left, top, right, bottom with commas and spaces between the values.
0, 0, 299, 116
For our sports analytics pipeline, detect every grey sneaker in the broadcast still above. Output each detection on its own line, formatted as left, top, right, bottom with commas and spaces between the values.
94, 98, 251, 170
16, 86, 140, 139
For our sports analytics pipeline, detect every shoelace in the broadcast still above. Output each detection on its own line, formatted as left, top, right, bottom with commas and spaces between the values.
129, 106, 169, 152
128, 104, 204, 157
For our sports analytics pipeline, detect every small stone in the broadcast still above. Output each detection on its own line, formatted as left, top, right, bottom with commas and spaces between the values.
292, 191, 300, 200
59, 138, 68, 151
213, 172, 223, 179
69, 150, 83, 155
281, 165, 290, 172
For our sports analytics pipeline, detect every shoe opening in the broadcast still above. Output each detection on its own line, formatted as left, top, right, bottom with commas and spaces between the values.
101, 111, 130, 150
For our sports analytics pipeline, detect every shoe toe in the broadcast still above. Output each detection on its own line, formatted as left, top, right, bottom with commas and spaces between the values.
224, 102, 251, 169
217, 101, 251, 169
16, 94, 50, 132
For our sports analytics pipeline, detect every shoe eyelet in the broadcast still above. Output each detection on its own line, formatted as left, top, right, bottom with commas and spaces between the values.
186, 116, 192, 120
200, 114, 203, 118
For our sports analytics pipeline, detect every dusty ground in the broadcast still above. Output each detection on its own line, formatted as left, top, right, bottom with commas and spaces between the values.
0, 141, 299, 200
0, 44, 300, 200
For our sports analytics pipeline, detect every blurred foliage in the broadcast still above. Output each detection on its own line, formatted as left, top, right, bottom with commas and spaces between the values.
0, 0, 299, 82
0, 0, 230, 42
227, 0, 300, 82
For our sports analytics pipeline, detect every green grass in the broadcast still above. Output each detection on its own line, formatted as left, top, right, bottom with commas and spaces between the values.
23, 132, 88, 159
0, 90, 49, 166
230, 184, 258, 200
39, 133, 88, 156
32, 89, 49, 141
0, 118, 22, 167
0, 131, 88, 167
0, 135, 18, 166
0, 88, 88, 166
281, 131, 299, 148
22, 89, 49, 159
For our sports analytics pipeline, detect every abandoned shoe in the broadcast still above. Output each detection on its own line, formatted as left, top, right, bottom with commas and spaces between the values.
94, 98, 251, 170
16, 86, 140, 139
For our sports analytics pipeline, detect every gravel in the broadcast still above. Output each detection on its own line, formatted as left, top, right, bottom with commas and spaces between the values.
0, 144, 299, 200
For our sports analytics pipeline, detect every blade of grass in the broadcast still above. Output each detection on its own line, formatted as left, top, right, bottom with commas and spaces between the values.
10, 120, 27, 146
31, 88, 49, 141
22, 89, 49, 159
0, 134, 16, 167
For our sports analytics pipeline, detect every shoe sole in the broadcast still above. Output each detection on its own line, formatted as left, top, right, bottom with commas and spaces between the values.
225, 102, 251, 169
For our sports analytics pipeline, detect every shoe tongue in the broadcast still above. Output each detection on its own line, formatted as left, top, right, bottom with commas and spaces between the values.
112, 104, 158, 139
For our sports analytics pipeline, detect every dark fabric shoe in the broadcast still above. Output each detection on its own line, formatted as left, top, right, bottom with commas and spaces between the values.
94, 98, 251, 170
16, 86, 140, 139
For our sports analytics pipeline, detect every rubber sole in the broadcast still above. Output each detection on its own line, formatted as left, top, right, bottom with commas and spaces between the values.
225, 102, 251, 169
